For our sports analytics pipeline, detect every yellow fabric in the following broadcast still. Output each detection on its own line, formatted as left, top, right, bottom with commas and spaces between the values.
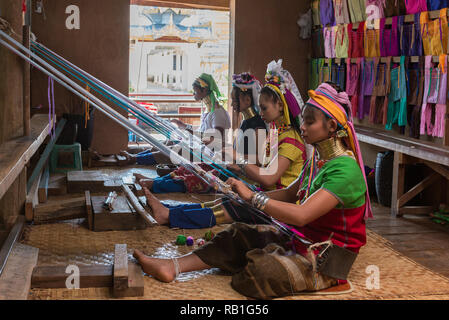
265, 129, 305, 191
307, 90, 357, 162
265, 83, 291, 126
421, 10, 448, 56
364, 23, 380, 58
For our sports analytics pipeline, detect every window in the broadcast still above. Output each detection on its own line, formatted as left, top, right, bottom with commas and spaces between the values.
173, 55, 177, 71
180, 55, 183, 71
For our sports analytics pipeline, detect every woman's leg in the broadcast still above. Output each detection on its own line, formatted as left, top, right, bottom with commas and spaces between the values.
133, 222, 287, 282
144, 188, 233, 227
133, 250, 211, 283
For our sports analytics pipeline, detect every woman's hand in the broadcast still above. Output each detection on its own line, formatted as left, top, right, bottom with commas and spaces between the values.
226, 178, 254, 202
226, 163, 242, 174
170, 119, 186, 129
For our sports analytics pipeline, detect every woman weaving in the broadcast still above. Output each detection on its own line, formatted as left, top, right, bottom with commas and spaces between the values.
120, 73, 231, 166
133, 81, 373, 299
137, 62, 308, 228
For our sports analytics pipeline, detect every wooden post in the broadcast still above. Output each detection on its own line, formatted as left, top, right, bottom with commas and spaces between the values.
113, 244, 128, 296
391, 152, 405, 217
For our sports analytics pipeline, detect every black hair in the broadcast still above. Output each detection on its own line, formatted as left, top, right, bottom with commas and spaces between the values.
260, 86, 302, 135
232, 86, 254, 110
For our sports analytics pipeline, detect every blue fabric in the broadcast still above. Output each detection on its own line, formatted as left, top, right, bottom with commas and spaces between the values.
427, 0, 448, 10
152, 174, 186, 193
163, 203, 202, 210
169, 205, 216, 229
136, 150, 157, 165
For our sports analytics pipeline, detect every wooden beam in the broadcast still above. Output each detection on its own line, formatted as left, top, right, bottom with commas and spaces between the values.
398, 173, 440, 208
33, 197, 86, 223
38, 162, 50, 203
0, 114, 52, 200
85, 190, 93, 230
113, 262, 144, 298
26, 118, 66, 192
355, 125, 449, 167
399, 206, 435, 215
0, 243, 38, 300
113, 244, 129, 295
391, 152, 405, 217
423, 161, 449, 181
25, 166, 43, 222
0, 215, 25, 277
122, 184, 157, 226
31, 265, 113, 289
130, 0, 229, 11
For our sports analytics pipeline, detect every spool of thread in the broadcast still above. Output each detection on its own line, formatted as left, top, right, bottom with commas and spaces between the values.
196, 238, 205, 246
176, 235, 186, 245
186, 236, 194, 246
204, 230, 214, 241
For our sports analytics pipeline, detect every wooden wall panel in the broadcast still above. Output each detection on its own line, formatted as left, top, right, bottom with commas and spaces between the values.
30, 0, 130, 154
0, 0, 27, 227
232, 0, 310, 99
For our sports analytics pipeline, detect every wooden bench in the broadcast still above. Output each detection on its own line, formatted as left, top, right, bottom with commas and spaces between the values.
356, 125, 449, 217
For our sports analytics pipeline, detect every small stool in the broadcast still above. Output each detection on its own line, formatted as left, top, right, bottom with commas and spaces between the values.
50, 143, 83, 173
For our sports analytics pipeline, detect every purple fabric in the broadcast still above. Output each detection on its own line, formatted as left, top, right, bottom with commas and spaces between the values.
400, 14, 423, 56
320, 0, 336, 27
284, 89, 301, 119
358, 59, 375, 120
380, 16, 399, 57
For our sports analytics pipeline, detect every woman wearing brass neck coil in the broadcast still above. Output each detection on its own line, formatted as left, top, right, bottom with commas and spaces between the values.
133, 82, 372, 299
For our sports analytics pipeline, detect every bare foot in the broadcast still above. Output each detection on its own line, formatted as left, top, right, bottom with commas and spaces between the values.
133, 173, 154, 188
143, 187, 169, 224
133, 249, 176, 282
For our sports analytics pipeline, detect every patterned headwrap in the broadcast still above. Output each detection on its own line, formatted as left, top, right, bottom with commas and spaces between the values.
193, 73, 222, 112
306, 82, 373, 219
264, 60, 305, 127
232, 72, 262, 112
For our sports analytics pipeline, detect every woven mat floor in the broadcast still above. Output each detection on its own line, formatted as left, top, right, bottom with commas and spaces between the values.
22, 219, 449, 300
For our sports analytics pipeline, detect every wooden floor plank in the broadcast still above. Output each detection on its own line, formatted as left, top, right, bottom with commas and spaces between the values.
0, 243, 39, 300
31, 265, 113, 289
368, 225, 440, 235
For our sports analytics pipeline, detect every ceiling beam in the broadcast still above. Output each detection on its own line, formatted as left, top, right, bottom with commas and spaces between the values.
130, 0, 229, 11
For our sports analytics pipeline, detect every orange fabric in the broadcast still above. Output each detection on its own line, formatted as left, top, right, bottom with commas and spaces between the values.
364, 23, 380, 58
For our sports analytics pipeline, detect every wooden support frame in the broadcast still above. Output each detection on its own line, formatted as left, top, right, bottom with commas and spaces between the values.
0, 115, 54, 200
26, 118, 66, 192
391, 152, 447, 217
30, 243, 144, 297
38, 162, 50, 203
0, 216, 25, 277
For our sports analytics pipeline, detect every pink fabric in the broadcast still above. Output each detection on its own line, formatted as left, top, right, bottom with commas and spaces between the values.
324, 27, 336, 58
365, 0, 385, 19
420, 55, 447, 137
404, 0, 427, 14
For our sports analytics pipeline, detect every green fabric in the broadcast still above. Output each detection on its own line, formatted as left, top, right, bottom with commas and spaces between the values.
298, 156, 366, 209
386, 56, 407, 130
197, 73, 222, 112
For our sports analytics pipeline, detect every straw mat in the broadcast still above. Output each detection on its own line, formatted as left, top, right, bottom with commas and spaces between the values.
22, 220, 449, 300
